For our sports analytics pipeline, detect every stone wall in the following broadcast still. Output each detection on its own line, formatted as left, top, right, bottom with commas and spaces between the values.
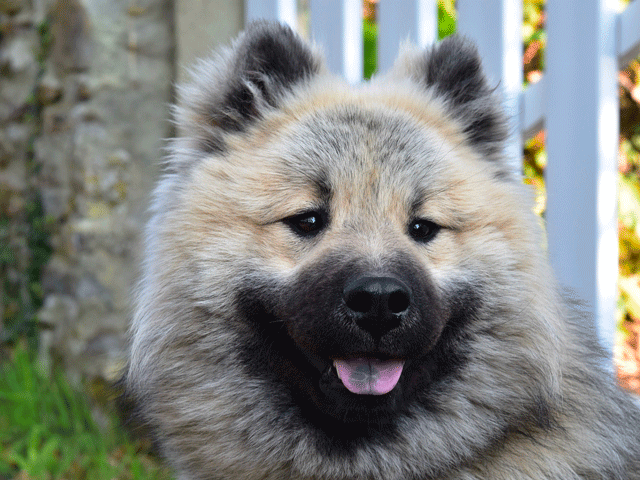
1, 0, 175, 383
0, 0, 246, 383
1, 0, 46, 350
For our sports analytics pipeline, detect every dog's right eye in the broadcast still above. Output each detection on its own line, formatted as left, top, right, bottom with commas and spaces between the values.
283, 210, 326, 237
408, 218, 441, 243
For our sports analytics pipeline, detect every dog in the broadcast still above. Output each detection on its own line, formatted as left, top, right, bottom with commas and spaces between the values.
125, 21, 640, 479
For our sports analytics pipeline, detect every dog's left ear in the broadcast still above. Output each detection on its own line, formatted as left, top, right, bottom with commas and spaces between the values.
173, 21, 325, 160
390, 35, 509, 168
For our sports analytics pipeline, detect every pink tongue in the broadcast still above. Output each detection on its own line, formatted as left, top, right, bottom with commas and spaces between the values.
333, 358, 404, 395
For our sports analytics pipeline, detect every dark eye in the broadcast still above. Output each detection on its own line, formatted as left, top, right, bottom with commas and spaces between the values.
284, 210, 326, 237
408, 219, 440, 243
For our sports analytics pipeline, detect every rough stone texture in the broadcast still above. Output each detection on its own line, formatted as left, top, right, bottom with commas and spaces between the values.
0, 0, 38, 182
0, 0, 245, 385
32, 0, 174, 382
0, 0, 40, 346
1, 0, 245, 385
175, 0, 243, 83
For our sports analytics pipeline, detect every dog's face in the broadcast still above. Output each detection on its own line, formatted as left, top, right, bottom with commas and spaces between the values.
128, 22, 564, 479
170, 78, 549, 428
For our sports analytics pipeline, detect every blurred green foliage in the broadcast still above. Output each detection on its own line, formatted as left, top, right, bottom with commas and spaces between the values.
438, 0, 456, 39
364, 15, 377, 79
618, 55, 640, 342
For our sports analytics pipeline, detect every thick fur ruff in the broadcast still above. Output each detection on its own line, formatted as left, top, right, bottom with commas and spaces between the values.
126, 22, 640, 480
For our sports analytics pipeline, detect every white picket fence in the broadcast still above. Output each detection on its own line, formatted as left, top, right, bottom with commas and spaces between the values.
245, 0, 640, 353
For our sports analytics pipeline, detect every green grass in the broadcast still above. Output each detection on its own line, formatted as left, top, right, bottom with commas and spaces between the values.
0, 345, 173, 480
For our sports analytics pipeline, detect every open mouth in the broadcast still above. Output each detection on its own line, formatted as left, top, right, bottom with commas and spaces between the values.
333, 358, 405, 396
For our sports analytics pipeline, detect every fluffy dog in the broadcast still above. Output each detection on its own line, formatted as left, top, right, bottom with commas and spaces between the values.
125, 22, 640, 479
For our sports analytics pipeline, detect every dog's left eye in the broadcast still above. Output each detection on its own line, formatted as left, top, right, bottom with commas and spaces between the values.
284, 210, 326, 237
408, 219, 440, 243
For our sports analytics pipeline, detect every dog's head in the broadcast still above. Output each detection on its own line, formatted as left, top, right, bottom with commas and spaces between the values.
128, 22, 564, 478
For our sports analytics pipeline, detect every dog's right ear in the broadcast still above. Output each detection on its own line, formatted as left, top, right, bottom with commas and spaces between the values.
174, 21, 325, 158
388, 36, 509, 173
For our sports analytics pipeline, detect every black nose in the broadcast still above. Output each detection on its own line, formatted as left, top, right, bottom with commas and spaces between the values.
343, 276, 412, 338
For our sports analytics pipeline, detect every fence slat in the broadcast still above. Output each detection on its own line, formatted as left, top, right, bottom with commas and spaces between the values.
377, 0, 438, 73
309, 0, 363, 84
245, 0, 297, 28
617, 0, 640, 66
520, 78, 545, 139
456, 0, 523, 176
545, 0, 619, 353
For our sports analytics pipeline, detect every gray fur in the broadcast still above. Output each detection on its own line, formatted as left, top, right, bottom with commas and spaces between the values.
393, 36, 509, 168
126, 22, 640, 480
169, 21, 324, 165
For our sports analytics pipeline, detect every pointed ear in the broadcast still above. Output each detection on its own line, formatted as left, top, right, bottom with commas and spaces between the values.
175, 21, 325, 156
392, 35, 509, 167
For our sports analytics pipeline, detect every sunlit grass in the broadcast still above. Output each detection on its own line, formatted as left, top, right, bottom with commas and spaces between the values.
0, 345, 173, 480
